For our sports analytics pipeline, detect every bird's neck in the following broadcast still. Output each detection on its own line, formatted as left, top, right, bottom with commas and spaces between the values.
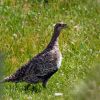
47, 29, 60, 49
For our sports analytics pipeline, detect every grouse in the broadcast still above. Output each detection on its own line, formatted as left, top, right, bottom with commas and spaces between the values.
1, 22, 67, 88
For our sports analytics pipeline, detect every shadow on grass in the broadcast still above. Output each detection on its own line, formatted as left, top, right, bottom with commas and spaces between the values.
10, 82, 44, 94
23, 83, 43, 93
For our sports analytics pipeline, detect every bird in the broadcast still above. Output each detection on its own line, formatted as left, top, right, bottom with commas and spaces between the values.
0, 22, 67, 88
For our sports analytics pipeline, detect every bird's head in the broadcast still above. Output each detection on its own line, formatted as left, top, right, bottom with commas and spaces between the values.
54, 22, 67, 32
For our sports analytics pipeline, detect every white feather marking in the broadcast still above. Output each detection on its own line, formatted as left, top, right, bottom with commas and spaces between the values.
56, 53, 62, 69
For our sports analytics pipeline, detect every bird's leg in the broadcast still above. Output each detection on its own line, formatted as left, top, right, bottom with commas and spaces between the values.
24, 84, 31, 90
42, 80, 48, 88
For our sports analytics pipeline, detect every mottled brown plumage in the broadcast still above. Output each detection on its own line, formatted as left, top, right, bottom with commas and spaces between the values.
1, 22, 67, 87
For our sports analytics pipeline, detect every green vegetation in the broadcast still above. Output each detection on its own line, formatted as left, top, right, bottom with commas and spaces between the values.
0, 0, 100, 100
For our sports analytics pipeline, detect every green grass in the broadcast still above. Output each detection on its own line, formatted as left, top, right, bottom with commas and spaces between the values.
0, 0, 100, 100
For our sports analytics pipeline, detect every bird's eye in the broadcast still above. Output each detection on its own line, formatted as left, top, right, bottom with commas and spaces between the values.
59, 24, 62, 27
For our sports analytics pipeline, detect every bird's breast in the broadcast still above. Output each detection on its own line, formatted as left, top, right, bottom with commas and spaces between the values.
56, 52, 62, 69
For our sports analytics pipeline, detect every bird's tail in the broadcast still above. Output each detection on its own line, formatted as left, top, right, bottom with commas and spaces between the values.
0, 75, 17, 83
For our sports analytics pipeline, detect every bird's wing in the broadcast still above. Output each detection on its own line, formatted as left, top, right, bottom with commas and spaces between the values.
25, 58, 57, 76
24, 50, 58, 77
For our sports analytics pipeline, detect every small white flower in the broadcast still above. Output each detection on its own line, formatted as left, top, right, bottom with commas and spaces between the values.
70, 20, 74, 24
27, 96, 32, 100
13, 33, 17, 38
74, 24, 81, 31
38, 12, 41, 15
54, 93, 63, 96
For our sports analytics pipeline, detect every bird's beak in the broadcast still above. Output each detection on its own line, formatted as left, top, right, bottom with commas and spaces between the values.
63, 24, 67, 28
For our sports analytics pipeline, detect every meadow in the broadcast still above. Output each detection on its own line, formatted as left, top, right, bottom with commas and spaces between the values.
0, 0, 100, 100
